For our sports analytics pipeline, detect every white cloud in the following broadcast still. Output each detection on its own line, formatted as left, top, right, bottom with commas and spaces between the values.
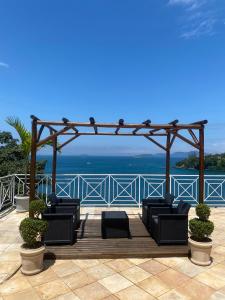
0, 62, 9, 68
168, 0, 223, 38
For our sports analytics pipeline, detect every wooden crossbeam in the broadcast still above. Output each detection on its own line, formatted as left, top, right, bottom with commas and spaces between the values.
174, 132, 200, 149
31, 115, 57, 133
169, 134, 176, 149
36, 120, 205, 130
62, 118, 79, 134
89, 117, 98, 134
60, 132, 167, 136
191, 120, 208, 125
188, 129, 199, 144
115, 119, 124, 134
37, 126, 70, 147
37, 124, 45, 142
57, 135, 80, 150
133, 119, 151, 134
144, 136, 167, 151
169, 119, 179, 125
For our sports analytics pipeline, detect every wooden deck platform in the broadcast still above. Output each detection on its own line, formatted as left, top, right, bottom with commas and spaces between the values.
45, 213, 189, 259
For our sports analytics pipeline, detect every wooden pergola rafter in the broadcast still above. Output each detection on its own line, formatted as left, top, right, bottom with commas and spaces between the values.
29, 115, 207, 215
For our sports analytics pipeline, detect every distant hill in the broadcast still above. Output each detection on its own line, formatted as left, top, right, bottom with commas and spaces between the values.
135, 151, 197, 159
176, 153, 225, 171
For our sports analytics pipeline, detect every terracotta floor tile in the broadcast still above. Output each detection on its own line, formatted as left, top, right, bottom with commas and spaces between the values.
51, 261, 81, 277
174, 259, 205, 277
2, 288, 41, 300
102, 296, 118, 300
137, 275, 170, 297
73, 259, 100, 269
195, 270, 225, 290
74, 282, 110, 300
105, 259, 134, 272
156, 268, 190, 289
158, 289, 189, 300
127, 258, 151, 265
85, 264, 115, 280
120, 266, 151, 283
115, 285, 155, 300
62, 270, 96, 290
52, 292, 80, 300
175, 278, 215, 300
0, 275, 31, 295
210, 291, 225, 300
154, 257, 185, 268
27, 268, 58, 287
35, 279, 70, 300
98, 274, 133, 293
139, 260, 168, 275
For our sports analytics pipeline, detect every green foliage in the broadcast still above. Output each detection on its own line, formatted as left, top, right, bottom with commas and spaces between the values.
196, 203, 210, 220
29, 200, 47, 218
176, 153, 225, 171
19, 199, 48, 248
0, 131, 25, 176
0, 131, 46, 177
189, 204, 214, 241
189, 218, 214, 241
6, 116, 31, 159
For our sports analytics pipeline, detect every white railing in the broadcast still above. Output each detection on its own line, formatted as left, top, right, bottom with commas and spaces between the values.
1, 174, 225, 209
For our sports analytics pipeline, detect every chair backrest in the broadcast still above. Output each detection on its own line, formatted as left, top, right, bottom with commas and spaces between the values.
165, 193, 175, 205
48, 193, 59, 206
177, 200, 191, 214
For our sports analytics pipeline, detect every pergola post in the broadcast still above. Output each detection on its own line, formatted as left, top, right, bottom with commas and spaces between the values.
52, 137, 57, 194
29, 118, 37, 216
199, 126, 205, 203
165, 132, 171, 194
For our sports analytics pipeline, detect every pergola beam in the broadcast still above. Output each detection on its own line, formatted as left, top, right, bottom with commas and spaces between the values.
144, 136, 167, 151
29, 116, 207, 207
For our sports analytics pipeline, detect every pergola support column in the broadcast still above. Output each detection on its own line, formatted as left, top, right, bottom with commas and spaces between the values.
52, 137, 57, 194
199, 127, 205, 203
165, 132, 171, 194
29, 118, 37, 216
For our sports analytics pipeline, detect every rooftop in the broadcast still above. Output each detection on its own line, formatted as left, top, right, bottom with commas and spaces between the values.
1, 207, 225, 299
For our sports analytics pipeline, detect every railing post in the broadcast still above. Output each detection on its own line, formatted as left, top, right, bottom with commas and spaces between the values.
138, 175, 141, 208
108, 175, 111, 207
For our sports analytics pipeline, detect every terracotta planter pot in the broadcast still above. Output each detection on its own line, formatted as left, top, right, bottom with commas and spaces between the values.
20, 245, 45, 275
189, 237, 212, 266
15, 195, 29, 212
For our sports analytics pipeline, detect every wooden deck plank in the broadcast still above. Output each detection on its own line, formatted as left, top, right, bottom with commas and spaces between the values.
45, 214, 189, 259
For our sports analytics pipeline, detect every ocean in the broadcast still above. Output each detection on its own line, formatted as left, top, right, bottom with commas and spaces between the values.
39, 155, 223, 175
36, 155, 225, 206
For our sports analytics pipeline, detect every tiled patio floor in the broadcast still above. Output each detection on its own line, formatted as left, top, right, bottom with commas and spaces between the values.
0, 207, 225, 299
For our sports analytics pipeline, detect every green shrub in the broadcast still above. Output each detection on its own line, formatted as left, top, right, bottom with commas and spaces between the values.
196, 204, 211, 221
19, 199, 48, 248
189, 218, 214, 241
29, 199, 46, 218
189, 204, 214, 242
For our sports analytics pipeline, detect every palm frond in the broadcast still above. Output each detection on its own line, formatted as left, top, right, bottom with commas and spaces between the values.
6, 116, 31, 157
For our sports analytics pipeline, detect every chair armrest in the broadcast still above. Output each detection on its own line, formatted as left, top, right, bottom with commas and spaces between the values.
149, 206, 172, 215
158, 214, 188, 219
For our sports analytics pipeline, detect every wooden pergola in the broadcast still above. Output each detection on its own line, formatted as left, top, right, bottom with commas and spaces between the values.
29, 116, 207, 207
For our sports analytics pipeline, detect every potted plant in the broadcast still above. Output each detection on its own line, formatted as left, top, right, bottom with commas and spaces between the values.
19, 199, 48, 275
189, 203, 214, 266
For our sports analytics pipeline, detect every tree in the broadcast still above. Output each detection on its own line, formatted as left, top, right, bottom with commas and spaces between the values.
6, 117, 48, 194
0, 131, 46, 177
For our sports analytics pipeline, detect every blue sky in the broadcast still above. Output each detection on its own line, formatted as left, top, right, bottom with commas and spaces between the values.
0, 0, 225, 155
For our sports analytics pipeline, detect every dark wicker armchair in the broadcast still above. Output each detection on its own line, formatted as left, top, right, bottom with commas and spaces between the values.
42, 205, 78, 245
48, 193, 80, 228
151, 201, 191, 245
142, 193, 175, 227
